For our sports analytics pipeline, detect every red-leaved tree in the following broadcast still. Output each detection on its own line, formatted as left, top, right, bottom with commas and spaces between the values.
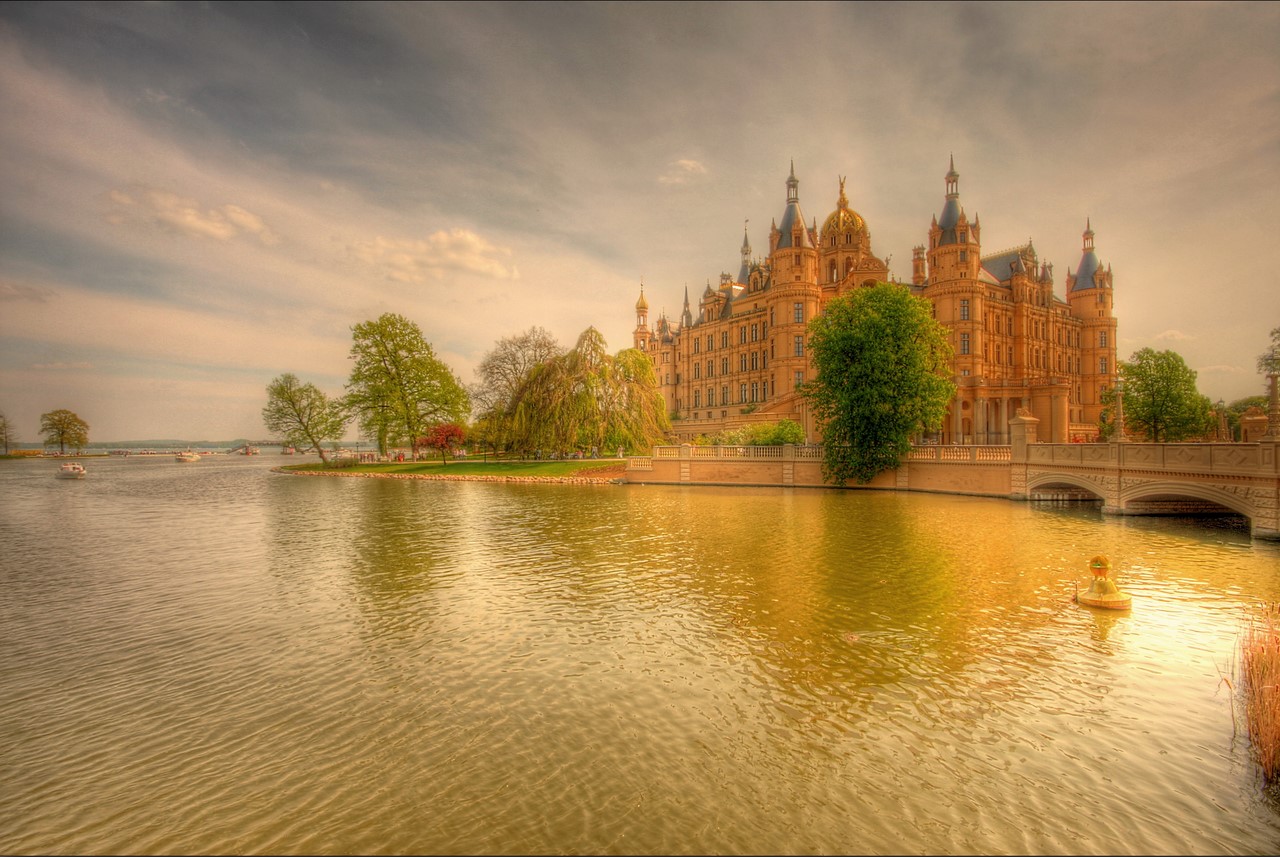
419, 423, 467, 464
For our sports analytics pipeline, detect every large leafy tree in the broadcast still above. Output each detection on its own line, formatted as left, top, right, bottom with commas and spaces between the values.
345, 313, 469, 458
40, 408, 89, 454
472, 326, 565, 453
1258, 325, 1280, 376
262, 373, 349, 464
802, 282, 954, 484
1108, 347, 1211, 442
506, 327, 671, 456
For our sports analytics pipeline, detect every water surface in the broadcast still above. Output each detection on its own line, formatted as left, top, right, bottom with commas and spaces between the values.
2, 454, 1278, 854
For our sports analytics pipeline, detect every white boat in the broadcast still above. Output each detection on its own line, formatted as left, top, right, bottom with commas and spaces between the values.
176, 450, 201, 462
56, 462, 86, 479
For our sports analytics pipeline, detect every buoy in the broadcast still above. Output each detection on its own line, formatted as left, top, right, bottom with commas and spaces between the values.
1075, 555, 1132, 609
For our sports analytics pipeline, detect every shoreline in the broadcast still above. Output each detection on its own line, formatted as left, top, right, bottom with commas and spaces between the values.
270, 466, 627, 485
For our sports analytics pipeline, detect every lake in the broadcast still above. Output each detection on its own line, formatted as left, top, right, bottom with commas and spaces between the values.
2, 452, 1279, 854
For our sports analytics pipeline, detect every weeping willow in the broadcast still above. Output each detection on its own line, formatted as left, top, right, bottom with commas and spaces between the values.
506, 327, 671, 456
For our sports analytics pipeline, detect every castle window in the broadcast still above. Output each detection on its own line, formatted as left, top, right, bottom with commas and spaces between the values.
794, 370, 803, 390
694, 390, 701, 408
694, 363, 701, 380
794, 335, 804, 357
751, 352, 759, 371
751, 323, 758, 342
959, 230, 967, 243
707, 334, 714, 351
793, 302, 804, 324
740, 326, 747, 344
1099, 331, 1108, 348
721, 332, 729, 348
721, 386, 729, 405
693, 339, 700, 354
739, 354, 747, 372
739, 383, 747, 403
959, 250, 968, 263
706, 359, 713, 378
960, 299, 969, 321
960, 333, 970, 355
751, 382, 759, 402
1100, 357, 1108, 374
721, 357, 729, 375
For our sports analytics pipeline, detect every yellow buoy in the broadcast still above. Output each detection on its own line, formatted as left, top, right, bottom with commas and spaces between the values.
1075, 555, 1132, 610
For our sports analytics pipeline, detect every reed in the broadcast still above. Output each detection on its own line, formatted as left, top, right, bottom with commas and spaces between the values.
1241, 602, 1280, 782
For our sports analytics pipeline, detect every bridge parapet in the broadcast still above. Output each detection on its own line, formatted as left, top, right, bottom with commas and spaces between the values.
630, 438, 1280, 541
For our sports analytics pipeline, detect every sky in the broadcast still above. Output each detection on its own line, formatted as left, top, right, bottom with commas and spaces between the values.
1, 1, 1278, 443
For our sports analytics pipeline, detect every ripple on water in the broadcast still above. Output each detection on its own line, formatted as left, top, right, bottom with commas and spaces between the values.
2, 464, 1280, 854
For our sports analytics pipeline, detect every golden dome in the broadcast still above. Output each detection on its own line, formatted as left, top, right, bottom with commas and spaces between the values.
635, 286, 648, 311
820, 176, 867, 239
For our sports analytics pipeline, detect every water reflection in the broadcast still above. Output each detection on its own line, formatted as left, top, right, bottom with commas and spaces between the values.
4, 458, 1280, 855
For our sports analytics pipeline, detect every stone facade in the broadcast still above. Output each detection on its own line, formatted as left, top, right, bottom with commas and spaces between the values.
633, 160, 1119, 445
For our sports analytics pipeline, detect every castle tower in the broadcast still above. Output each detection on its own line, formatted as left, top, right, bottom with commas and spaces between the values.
632, 284, 650, 352
768, 163, 821, 402
817, 176, 886, 293
926, 155, 981, 285
1067, 219, 1118, 426
736, 225, 752, 286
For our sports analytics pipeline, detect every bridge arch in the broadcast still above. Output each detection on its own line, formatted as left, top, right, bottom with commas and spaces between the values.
1117, 480, 1256, 521
1025, 473, 1107, 501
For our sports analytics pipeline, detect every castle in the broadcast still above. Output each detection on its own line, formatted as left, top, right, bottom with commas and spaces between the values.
631, 159, 1119, 445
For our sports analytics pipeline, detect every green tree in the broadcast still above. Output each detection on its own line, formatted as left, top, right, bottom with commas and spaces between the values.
345, 313, 469, 458
698, 419, 806, 446
472, 326, 564, 454
1258, 325, 1280, 376
0, 410, 17, 454
1111, 347, 1210, 442
506, 327, 671, 456
801, 282, 954, 484
40, 408, 89, 454
261, 373, 349, 464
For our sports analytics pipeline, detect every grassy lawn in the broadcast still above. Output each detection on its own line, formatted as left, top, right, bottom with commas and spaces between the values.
280, 458, 627, 478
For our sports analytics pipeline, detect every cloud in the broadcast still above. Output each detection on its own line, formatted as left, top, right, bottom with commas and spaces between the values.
1154, 329, 1194, 342
658, 159, 708, 186
350, 229, 518, 284
31, 361, 94, 370
105, 186, 281, 245
0, 280, 56, 302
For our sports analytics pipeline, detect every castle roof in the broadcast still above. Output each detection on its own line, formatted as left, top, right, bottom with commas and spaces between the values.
820, 176, 867, 240
1071, 220, 1102, 292
775, 161, 813, 249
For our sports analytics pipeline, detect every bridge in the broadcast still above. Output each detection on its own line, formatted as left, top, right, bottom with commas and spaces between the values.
627, 410, 1280, 541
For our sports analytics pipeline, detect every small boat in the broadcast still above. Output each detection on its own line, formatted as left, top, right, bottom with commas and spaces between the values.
176, 450, 201, 462
56, 462, 86, 479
